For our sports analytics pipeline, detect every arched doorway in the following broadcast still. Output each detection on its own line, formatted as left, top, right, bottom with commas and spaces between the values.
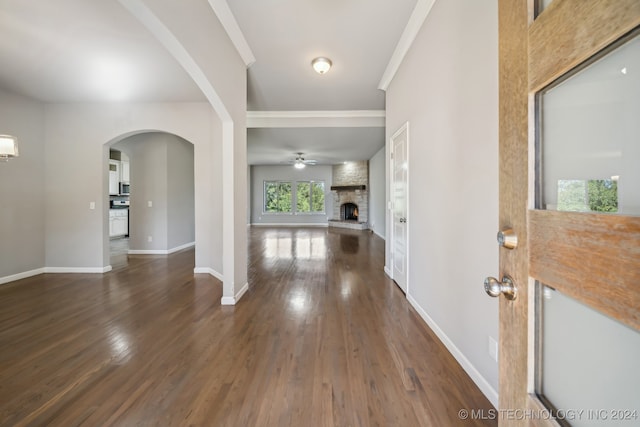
105, 131, 195, 269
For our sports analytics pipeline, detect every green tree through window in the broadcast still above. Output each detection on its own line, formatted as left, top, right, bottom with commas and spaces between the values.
296, 181, 325, 213
557, 179, 618, 213
264, 181, 292, 213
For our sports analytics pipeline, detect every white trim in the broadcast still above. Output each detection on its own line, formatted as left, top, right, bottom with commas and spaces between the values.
251, 223, 328, 227
194, 267, 224, 281
128, 250, 167, 255
169, 241, 195, 254
0, 268, 45, 285
206, 0, 255, 67
248, 110, 385, 119
372, 229, 385, 240
221, 296, 236, 305
128, 242, 195, 255
44, 266, 112, 274
235, 281, 249, 301
384, 265, 392, 278
407, 294, 499, 408
247, 110, 385, 128
220, 282, 248, 305
378, 0, 437, 91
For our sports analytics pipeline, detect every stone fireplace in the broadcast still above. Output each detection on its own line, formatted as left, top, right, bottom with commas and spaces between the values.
329, 161, 369, 230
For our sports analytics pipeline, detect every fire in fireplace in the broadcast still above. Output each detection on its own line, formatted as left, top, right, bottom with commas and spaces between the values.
341, 202, 359, 221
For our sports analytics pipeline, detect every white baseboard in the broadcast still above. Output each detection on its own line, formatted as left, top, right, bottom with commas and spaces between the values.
0, 267, 45, 285
384, 265, 392, 278
129, 241, 195, 255
220, 296, 235, 305
251, 223, 328, 227
235, 281, 249, 301
193, 267, 223, 282
373, 229, 385, 240
220, 281, 249, 305
406, 294, 499, 408
44, 265, 112, 274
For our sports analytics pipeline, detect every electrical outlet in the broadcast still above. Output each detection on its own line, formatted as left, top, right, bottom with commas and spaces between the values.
489, 336, 498, 362
147, 236, 153, 242
89, 202, 95, 210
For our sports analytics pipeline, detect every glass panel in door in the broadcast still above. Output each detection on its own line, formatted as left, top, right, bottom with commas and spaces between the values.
539, 34, 640, 216
535, 31, 640, 426
537, 283, 640, 426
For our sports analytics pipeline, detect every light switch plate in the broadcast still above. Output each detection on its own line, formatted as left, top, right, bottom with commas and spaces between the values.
489, 336, 498, 362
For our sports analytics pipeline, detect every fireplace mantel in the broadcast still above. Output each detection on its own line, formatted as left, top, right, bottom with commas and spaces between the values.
331, 185, 366, 191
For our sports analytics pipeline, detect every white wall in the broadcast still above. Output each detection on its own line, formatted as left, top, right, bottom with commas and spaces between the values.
250, 165, 333, 225
368, 147, 385, 238
0, 89, 45, 282
42, 102, 218, 272
167, 135, 195, 249
385, 0, 499, 404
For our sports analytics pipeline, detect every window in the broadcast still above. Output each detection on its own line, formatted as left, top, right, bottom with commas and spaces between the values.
296, 181, 325, 213
263, 180, 325, 214
264, 181, 292, 213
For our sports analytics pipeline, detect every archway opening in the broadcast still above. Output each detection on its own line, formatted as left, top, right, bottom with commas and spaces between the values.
105, 131, 195, 269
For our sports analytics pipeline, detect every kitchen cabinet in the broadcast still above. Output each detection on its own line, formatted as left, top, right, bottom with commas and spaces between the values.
121, 160, 130, 184
109, 209, 128, 237
109, 160, 120, 195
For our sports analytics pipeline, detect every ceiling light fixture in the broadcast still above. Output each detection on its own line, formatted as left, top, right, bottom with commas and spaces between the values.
294, 160, 306, 169
312, 57, 332, 74
0, 135, 19, 161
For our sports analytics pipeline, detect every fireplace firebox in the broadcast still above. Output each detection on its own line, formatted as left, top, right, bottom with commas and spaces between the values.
341, 203, 359, 221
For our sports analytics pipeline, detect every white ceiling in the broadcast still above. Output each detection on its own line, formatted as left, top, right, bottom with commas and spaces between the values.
0, 0, 420, 165
0, 0, 205, 103
227, 0, 417, 111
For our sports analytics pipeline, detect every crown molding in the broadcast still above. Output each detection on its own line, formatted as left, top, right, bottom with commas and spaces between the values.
247, 110, 385, 128
378, 0, 437, 91
207, 0, 256, 67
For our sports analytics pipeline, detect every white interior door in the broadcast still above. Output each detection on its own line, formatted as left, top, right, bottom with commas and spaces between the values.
391, 123, 408, 293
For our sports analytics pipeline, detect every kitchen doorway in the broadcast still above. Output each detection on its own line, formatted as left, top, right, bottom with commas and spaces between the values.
108, 148, 131, 269
105, 131, 195, 270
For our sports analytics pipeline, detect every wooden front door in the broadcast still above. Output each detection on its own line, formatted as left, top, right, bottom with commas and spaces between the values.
498, 1, 640, 426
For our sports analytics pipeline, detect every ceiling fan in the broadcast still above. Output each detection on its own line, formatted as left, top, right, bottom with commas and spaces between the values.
286, 152, 317, 169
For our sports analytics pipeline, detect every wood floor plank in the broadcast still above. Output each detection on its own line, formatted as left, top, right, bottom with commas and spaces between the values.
0, 227, 495, 426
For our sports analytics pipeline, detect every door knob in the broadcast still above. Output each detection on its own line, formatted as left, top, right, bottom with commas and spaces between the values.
484, 275, 517, 300
399, 218, 407, 223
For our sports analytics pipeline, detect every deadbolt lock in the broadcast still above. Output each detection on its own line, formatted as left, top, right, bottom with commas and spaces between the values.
497, 228, 518, 249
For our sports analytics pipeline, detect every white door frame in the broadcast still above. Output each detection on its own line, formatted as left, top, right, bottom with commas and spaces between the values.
388, 121, 409, 294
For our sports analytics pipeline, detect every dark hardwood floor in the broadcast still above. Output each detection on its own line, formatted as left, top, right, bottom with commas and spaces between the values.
0, 227, 496, 426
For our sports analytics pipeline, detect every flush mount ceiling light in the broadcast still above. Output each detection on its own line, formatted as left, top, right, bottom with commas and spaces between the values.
311, 57, 332, 74
0, 135, 19, 161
